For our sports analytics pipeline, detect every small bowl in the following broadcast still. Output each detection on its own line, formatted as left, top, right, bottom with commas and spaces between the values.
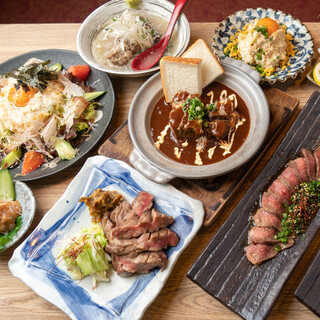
212, 8, 315, 84
128, 59, 269, 183
0, 181, 36, 253
77, 0, 190, 77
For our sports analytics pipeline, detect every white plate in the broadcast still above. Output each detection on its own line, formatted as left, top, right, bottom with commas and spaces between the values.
0, 181, 36, 252
9, 156, 204, 320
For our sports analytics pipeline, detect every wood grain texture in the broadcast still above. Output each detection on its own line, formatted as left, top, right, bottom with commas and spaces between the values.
295, 247, 320, 317
0, 23, 319, 320
187, 92, 320, 320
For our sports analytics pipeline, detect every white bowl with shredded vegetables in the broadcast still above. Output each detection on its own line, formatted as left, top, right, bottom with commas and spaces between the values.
77, 0, 190, 77
212, 8, 314, 83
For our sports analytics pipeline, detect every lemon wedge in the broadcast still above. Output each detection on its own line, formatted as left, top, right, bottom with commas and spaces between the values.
313, 62, 320, 86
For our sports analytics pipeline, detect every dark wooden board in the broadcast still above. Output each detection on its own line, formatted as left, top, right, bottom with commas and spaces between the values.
99, 88, 299, 226
187, 91, 320, 320
295, 247, 320, 317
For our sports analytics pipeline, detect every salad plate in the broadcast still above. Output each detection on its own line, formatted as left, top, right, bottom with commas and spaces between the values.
0, 49, 115, 181
9, 156, 204, 320
212, 8, 314, 83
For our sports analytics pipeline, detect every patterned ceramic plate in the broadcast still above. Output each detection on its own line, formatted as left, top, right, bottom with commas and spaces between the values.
0, 181, 36, 252
8, 156, 204, 320
212, 8, 315, 83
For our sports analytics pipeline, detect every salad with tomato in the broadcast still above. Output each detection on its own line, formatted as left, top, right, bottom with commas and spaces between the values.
0, 59, 105, 175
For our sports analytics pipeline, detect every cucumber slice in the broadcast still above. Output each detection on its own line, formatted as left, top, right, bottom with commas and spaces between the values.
50, 62, 63, 72
55, 139, 76, 160
83, 91, 106, 102
1, 147, 22, 169
0, 169, 15, 200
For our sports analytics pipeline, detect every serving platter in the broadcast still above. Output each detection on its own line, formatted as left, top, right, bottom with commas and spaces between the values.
0, 49, 115, 181
187, 91, 320, 320
8, 156, 204, 320
212, 8, 315, 84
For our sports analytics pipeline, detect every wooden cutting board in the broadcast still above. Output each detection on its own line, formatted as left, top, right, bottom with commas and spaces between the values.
98, 88, 299, 226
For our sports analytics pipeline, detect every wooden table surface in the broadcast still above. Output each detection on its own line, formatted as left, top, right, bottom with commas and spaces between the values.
0, 23, 319, 320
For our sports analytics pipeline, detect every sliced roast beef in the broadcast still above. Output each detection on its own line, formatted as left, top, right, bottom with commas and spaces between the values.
245, 239, 294, 266
105, 228, 180, 256
314, 146, 320, 179
131, 191, 154, 218
111, 208, 174, 239
279, 166, 300, 191
253, 209, 282, 231
249, 226, 279, 244
288, 158, 308, 182
268, 179, 291, 202
261, 192, 284, 217
301, 149, 316, 180
112, 251, 167, 276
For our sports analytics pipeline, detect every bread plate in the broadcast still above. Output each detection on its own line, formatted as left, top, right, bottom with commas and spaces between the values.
9, 156, 204, 320
128, 58, 269, 183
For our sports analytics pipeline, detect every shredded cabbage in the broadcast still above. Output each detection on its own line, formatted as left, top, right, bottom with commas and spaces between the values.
57, 223, 110, 288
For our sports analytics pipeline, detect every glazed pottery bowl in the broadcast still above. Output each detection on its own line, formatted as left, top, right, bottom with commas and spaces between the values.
128, 59, 269, 183
77, 0, 190, 77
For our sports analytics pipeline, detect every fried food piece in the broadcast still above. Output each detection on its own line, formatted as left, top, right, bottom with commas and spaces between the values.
0, 200, 22, 233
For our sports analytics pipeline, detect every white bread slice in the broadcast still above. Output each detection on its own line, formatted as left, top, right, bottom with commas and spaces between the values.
160, 56, 202, 103
182, 39, 224, 88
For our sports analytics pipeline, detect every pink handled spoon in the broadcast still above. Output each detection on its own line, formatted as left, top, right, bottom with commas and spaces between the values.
131, 0, 188, 71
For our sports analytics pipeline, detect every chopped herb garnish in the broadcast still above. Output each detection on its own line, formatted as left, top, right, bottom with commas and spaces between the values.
224, 49, 231, 56
111, 17, 116, 22
183, 97, 206, 122
256, 48, 264, 61
274, 245, 281, 252
275, 180, 320, 245
254, 25, 269, 38
207, 103, 216, 111
255, 64, 265, 75
150, 29, 154, 36
233, 44, 238, 52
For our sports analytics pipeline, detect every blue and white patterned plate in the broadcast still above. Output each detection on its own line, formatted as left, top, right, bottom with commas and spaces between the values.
8, 156, 204, 320
212, 8, 315, 83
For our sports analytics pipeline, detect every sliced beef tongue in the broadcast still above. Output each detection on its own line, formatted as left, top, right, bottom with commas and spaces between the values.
245, 239, 294, 266
111, 208, 175, 239
314, 146, 320, 179
301, 149, 317, 180
131, 191, 154, 217
248, 226, 279, 245
261, 192, 284, 217
109, 201, 132, 225
268, 179, 291, 203
112, 251, 167, 276
288, 158, 309, 183
279, 167, 300, 191
106, 228, 180, 256
253, 209, 282, 231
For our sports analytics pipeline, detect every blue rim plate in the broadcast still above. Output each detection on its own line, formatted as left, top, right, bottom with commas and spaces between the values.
0, 49, 115, 181
8, 156, 204, 320
212, 8, 315, 84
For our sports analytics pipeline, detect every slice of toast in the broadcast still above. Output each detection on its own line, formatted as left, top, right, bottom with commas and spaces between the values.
160, 56, 202, 103
182, 39, 224, 88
